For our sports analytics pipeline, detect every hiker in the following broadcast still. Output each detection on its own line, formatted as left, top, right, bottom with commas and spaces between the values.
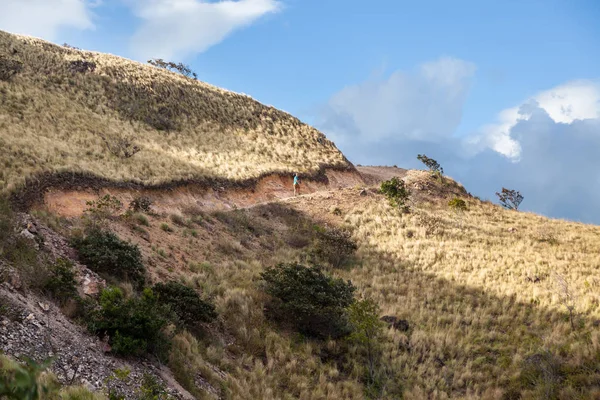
293, 173, 300, 196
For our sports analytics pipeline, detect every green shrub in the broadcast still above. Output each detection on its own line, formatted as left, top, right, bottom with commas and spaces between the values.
44, 258, 78, 305
153, 281, 217, 330
380, 177, 411, 212
310, 226, 357, 269
72, 230, 146, 288
260, 262, 356, 339
87, 287, 170, 357
0, 356, 57, 400
129, 196, 153, 213
137, 373, 170, 400
448, 197, 467, 212
83, 195, 122, 229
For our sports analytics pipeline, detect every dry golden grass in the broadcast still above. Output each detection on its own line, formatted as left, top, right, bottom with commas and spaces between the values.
0, 30, 349, 193
73, 174, 594, 399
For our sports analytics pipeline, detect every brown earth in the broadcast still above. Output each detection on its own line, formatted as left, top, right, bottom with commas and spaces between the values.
38, 169, 366, 218
356, 166, 408, 186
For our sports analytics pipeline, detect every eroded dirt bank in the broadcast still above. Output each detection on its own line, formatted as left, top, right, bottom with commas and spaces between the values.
38, 169, 365, 217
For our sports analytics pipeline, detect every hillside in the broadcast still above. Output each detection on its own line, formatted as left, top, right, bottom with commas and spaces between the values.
0, 29, 353, 204
0, 30, 599, 400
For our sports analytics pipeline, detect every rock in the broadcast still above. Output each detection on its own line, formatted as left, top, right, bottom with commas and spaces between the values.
508, 227, 518, 233
81, 275, 104, 297
359, 189, 367, 196
19, 229, 38, 247
38, 302, 50, 312
26, 223, 38, 234
380, 316, 410, 332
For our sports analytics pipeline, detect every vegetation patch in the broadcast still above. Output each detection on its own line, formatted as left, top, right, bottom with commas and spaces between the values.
260, 262, 356, 339
153, 281, 217, 332
72, 230, 146, 288
87, 287, 171, 357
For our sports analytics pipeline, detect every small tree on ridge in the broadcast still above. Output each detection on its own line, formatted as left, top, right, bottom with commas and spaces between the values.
496, 187, 524, 210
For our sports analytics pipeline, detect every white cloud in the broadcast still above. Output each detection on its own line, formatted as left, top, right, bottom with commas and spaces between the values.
468, 80, 600, 160
127, 0, 281, 60
0, 0, 94, 41
316, 60, 600, 223
317, 57, 476, 143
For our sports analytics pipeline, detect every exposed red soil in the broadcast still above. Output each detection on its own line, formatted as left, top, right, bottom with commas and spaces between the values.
38, 169, 366, 218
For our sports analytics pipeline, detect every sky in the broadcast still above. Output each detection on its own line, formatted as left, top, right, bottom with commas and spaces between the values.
1, 0, 600, 223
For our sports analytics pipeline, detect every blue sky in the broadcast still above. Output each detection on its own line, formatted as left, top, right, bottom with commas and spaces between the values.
2, 0, 600, 223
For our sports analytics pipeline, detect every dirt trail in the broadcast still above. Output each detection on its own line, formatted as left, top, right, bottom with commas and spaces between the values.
39, 169, 367, 217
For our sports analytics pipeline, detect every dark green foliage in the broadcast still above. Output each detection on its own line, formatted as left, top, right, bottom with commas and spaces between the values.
0, 356, 57, 400
310, 226, 357, 269
147, 59, 197, 80
44, 258, 78, 305
87, 287, 170, 357
496, 188, 524, 210
448, 197, 468, 211
72, 230, 146, 288
129, 196, 153, 213
260, 262, 356, 339
137, 373, 170, 400
417, 154, 444, 175
380, 177, 411, 212
0, 55, 23, 81
153, 281, 217, 330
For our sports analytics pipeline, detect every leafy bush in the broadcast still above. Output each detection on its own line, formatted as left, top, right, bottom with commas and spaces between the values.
496, 188, 524, 210
260, 262, 356, 339
87, 287, 170, 357
310, 226, 357, 269
44, 258, 78, 305
380, 177, 410, 212
129, 196, 153, 213
448, 197, 467, 212
83, 195, 122, 229
72, 230, 146, 288
137, 373, 170, 400
0, 356, 57, 400
153, 281, 217, 330
0, 355, 104, 400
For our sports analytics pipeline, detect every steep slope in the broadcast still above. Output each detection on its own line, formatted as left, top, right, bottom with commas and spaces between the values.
4, 170, 599, 399
0, 30, 354, 204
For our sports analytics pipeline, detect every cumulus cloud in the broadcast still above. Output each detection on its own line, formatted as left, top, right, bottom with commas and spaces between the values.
318, 59, 600, 223
127, 0, 281, 60
318, 57, 476, 143
0, 0, 95, 41
467, 80, 600, 160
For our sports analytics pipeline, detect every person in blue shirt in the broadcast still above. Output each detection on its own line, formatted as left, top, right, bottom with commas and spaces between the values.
293, 173, 300, 196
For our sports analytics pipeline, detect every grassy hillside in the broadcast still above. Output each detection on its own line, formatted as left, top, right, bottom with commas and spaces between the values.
12, 170, 596, 399
0, 30, 350, 195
